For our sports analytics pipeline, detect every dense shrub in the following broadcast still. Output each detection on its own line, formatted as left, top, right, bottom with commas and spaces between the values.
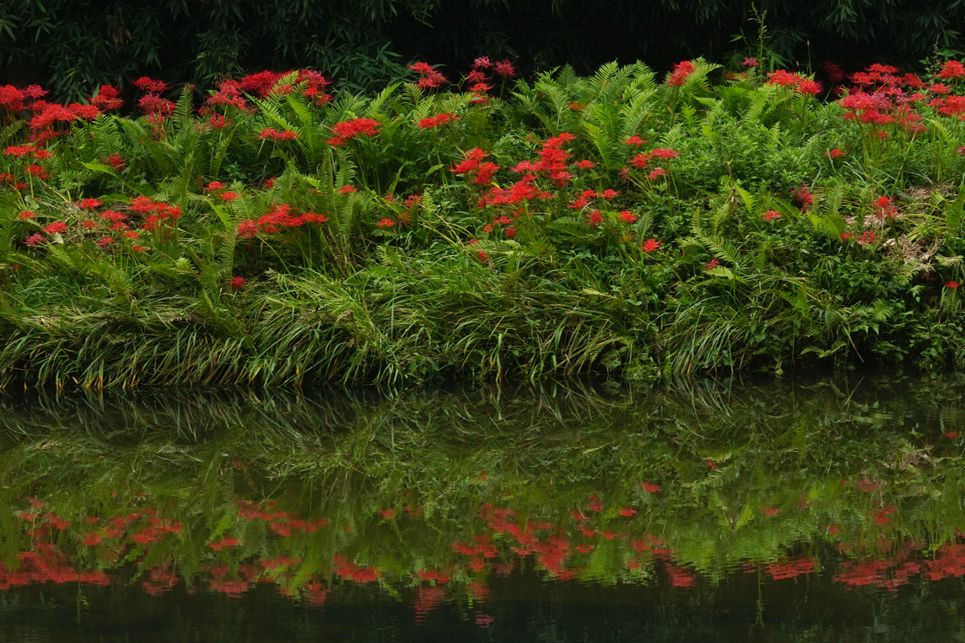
0, 57, 963, 388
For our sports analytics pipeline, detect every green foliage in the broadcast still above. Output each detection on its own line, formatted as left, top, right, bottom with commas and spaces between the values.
0, 60, 963, 390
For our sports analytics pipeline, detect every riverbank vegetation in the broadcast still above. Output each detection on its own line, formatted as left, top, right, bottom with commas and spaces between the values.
1, 58, 963, 389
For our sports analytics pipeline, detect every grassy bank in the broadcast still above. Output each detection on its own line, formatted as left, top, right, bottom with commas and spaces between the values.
1, 59, 963, 389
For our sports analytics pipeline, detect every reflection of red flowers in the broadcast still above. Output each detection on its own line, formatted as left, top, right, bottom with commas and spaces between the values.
209, 536, 241, 551
641, 481, 661, 494
618, 507, 637, 517
761, 506, 780, 517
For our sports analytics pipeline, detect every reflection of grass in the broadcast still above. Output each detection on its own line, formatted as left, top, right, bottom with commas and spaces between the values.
0, 377, 961, 592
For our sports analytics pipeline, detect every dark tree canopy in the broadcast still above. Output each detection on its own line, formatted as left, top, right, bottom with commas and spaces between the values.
1, 0, 963, 97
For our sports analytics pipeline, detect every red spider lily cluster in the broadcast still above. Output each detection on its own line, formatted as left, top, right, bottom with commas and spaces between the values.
767, 70, 823, 96
667, 60, 696, 87
327, 117, 380, 145
237, 204, 329, 238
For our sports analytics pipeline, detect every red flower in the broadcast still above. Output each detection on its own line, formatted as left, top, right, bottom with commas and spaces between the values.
618, 210, 637, 224
77, 198, 103, 210
338, 185, 358, 195
642, 238, 661, 253
762, 209, 781, 221
641, 481, 661, 494
650, 148, 678, 160
792, 186, 813, 211
618, 507, 637, 517
377, 217, 395, 229
667, 60, 696, 87
648, 167, 667, 180
44, 221, 68, 235
829, 147, 846, 159
705, 258, 720, 270
625, 135, 645, 147
230, 276, 246, 290
328, 117, 380, 145
797, 79, 823, 96
137, 94, 175, 116
378, 508, 396, 520
417, 112, 458, 128
493, 60, 516, 78
742, 57, 759, 68
576, 159, 596, 169
761, 506, 780, 517
133, 76, 169, 93
937, 60, 965, 79
945, 280, 960, 289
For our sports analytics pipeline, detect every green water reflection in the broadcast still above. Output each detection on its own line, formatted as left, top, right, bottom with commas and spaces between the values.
0, 376, 962, 641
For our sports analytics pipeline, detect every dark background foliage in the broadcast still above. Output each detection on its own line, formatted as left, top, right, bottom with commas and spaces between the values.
1, 0, 963, 98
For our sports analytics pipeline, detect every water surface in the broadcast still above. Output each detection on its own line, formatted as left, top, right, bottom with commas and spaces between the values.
0, 377, 962, 641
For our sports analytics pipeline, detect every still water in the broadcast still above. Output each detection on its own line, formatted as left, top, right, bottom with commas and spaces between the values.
0, 377, 962, 641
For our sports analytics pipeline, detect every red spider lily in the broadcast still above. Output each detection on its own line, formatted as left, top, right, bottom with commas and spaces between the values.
258, 127, 298, 141
667, 60, 696, 87
17, 210, 35, 220
829, 147, 846, 158
377, 217, 395, 229
625, 135, 645, 147
230, 276, 246, 289
743, 57, 759, 68
641, 481, 661, 493
576, 159, 595, 169
642, 238, 661, 253
417, 112, 458, 128
792, 186, 813, 211
327, 117, 380, 145
77, 198, 103, 210
650, 148, 678, 160
91, 85, 123, 110
705, 258, 720, 270
946, 280, 960, 289
137, 94, 174, 116
762, 209, 781, 221
409, 62, 448, 89
937, 59, 965, 79
857, 230, 876, 245
617, 507, 637, 517
43, 221, 68, 235
586, 209, 604, 226
493, 60, 516, 78
648, 168, 667, 180
338, 185, 358, 194
133, 76, 169, 93
873, 196, 897, 219
105, 153, 125, 170
618, 210, 637, 224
